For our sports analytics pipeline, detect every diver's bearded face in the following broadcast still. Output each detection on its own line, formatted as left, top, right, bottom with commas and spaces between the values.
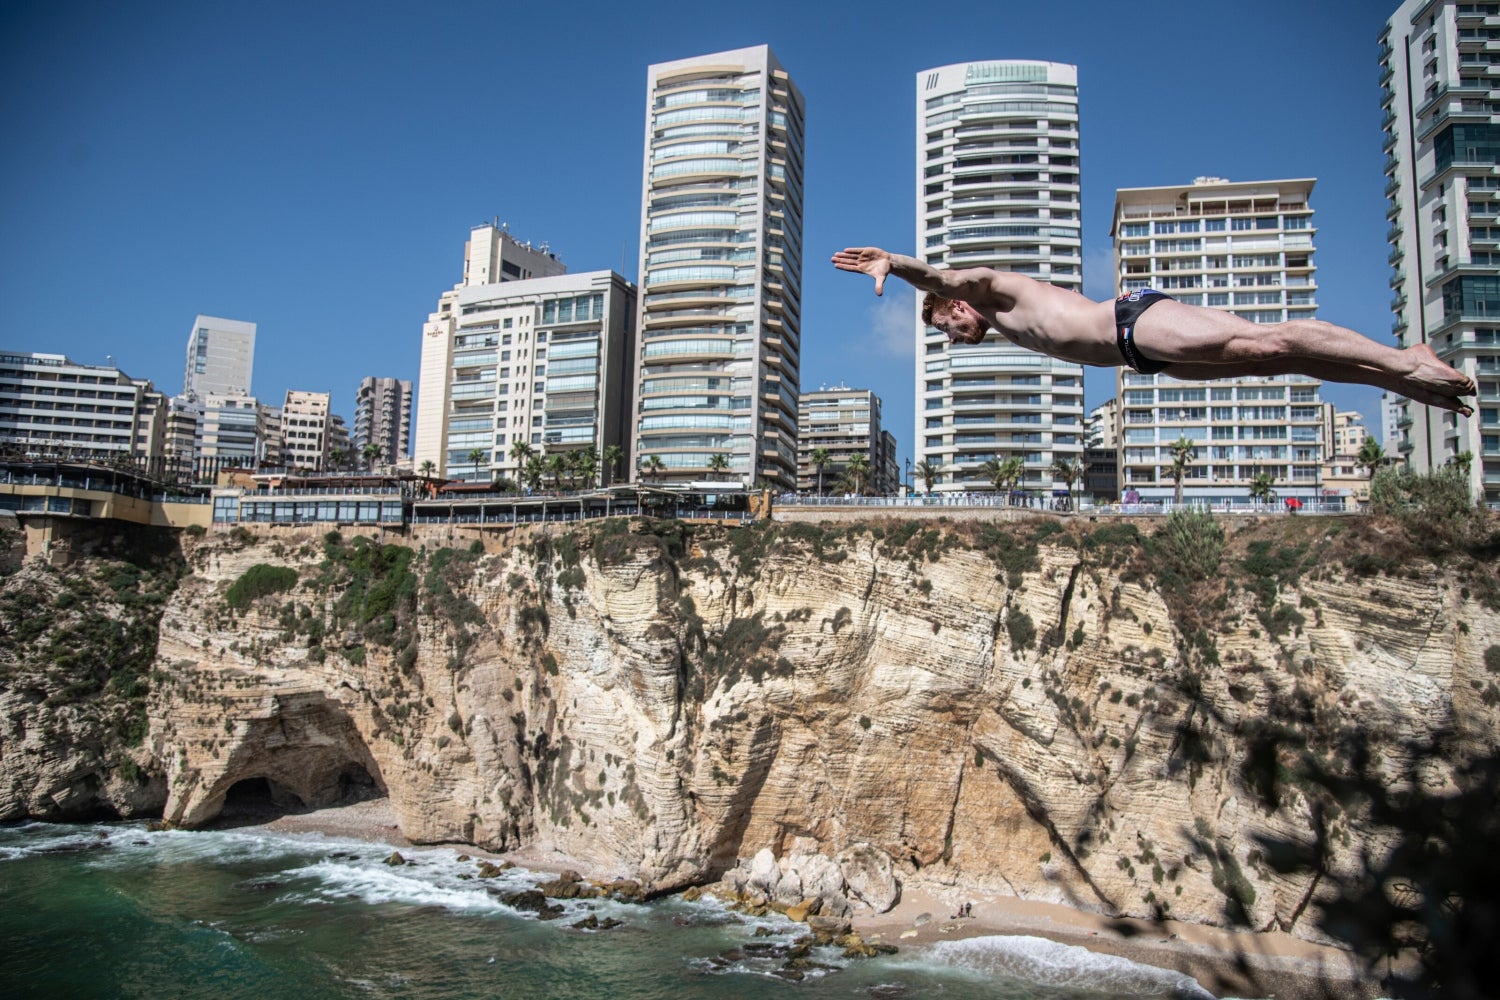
938, 301, 986, 345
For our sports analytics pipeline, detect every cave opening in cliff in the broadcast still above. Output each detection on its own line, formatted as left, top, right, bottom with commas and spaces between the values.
217, 776, 306, 823
334, 763, 381, 805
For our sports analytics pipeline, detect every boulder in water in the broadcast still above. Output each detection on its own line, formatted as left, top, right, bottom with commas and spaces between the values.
383, 851, 407, 866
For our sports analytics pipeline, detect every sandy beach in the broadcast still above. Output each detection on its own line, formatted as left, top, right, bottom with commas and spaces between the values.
255, 798, 1385, 1000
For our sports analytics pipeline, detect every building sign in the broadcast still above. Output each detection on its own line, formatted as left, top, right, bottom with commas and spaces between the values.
964, 62, 1047, 85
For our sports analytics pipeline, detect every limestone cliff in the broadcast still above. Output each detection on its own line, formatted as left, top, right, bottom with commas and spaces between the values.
4, 514, 1497, 944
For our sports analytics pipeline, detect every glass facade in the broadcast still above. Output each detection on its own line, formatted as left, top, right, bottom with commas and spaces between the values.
915, 62, 1085, 492
635, 47, 805, 487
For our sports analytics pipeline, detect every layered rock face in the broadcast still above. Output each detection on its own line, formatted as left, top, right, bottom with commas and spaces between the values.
5, 515, 1497, 942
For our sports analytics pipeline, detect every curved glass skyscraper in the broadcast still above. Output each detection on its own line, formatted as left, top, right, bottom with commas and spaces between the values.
633, 45, 805, 487
914, 61, 1085, 493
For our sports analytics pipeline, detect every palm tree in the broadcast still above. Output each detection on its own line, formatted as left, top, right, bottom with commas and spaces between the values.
643, 454, 664, 484
361, 442, 384, 471
810, 447, 831, 496
914, 459, 941, 493
467, 447, 486, 483
418, 459, 436, 479
980, 457, 1006, 493
1050, 456, 1084, 511
1447, 450, 1474, 476
706, 452, 730, 481
1355, 436, 1385, 481
544, 452, 567, 492
1168, 436, 1195, 506
522, 454, 546, 492
562, 449, 582, 490
328, 447, 350, 473
509, 440, 535, 479
1002, 455, 1024, 487
575, 447, 599, 489
601, 444, 624, 486
844, 453, 871, 495
1248, 470, 1277, 505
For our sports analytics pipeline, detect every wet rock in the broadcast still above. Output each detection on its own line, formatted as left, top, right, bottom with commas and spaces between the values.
382, 851, 407, 866
476, 861, 504, 878
752, 925, 774, 937
837, 844, 900, 914
596, 917, 623, 930
807, 914, 852, 940
495, 888, 547, 912
456, 854, 471, 862
571, 914, 599, 930
536, 903, 566, 921
784, 897, 821, 922
681, 885, 706, 902
771, 968, 805, 982
602, 878, 644, 902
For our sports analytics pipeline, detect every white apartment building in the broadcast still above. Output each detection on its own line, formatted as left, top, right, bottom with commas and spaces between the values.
1381, 0, 1500, 501
1111, 177, 1328, 502
183, 315, 255, 401
633, 45, 805, 488
1322, 407, 1373, 506
796, 386, 899, 495
281, 390, 332, 471
131, 381, 167, 467
415, 234, 636, 483
354, 376, 412, 465
163, 396, 202, 475
0, 351, 149, 459
198, 393, 261, 468
915, 61, 1085, 493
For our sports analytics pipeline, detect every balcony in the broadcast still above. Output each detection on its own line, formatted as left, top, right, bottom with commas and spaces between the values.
1386, 176, 1401, 198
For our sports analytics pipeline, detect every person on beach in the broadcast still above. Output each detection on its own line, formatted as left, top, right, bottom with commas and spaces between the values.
831, 246, 1476, 414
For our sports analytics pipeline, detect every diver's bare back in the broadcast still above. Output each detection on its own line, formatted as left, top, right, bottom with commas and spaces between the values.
985, 275, 1119, 367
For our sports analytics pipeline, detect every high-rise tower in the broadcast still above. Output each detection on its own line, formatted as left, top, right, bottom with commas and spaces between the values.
914, 61, 1085, 493
633, 45, 805, 487
1381, 0, 1498, 502
182, 315, 255, 402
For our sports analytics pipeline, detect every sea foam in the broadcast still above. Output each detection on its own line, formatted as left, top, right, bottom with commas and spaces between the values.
913, 934, 1215, 998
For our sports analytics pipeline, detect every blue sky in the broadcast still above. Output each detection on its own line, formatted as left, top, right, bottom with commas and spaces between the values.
1, 0, 1396, 467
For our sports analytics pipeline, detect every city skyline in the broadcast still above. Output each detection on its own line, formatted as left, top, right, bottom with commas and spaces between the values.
2, 2, 1400, 472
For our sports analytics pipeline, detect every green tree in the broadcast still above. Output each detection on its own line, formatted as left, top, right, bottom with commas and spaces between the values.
1355, 436, 1386, 481
980, 457, 1007, 493
914, 459, 941, 493
1448, 450, 1475, 476
843, 453, 871, 495
544, 452, 567, 491
601, 444, 624, 486
1000, 456, 1024, 496
467, 448, 486, 483
575, 445, 599, 488
706, 452, 730, 481
418, 459, 436, 479
810, 447, 831, 496
509, 440, 535, 475
1168, 436, 1195, 506
1050, 456, 1085, 511
643, 454, 664, 484
522, 454, 545, 492
328, 447, 350, 473
361, 442, 384, 470
1248, 470, 1277, 505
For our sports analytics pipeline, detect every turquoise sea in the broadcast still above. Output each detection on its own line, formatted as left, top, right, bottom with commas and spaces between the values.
0, 821, 1214, 999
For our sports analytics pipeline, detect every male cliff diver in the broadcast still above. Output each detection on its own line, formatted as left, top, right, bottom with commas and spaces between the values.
831, 246, 1476, 415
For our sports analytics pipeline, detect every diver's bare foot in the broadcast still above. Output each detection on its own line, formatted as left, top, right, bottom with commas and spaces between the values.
1401, 379, 1474, 415
1407, 343, 1476, 396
